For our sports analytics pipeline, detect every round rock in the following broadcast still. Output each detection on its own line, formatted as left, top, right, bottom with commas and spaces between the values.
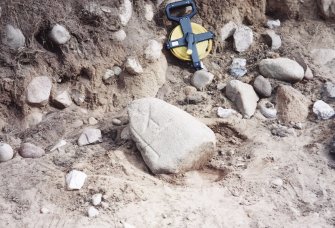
0, 143, 14, 162
2, 24, 25, 50
26, 76, 52, 106
191, 70, 214, 90
259, 58, 304, 82
313, 100, 335, 120
19, 143, 45, 158
253, 75, 272, 97
49, 24, 71, 45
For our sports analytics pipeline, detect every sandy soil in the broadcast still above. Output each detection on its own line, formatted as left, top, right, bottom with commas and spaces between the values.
0, 0, 335, 227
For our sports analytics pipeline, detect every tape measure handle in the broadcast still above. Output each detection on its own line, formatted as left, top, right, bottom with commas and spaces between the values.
165, 0, 197, 22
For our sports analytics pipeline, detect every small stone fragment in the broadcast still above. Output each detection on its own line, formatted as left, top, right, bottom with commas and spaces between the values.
119, 0, 132, 26
253, 75, 272, 97
88, 206, 99, 217
103, 69, 115, 81
53, 90, 72, 109
304, 66, 314, 80
112, 29, 127, 42
233, 25, 253, 52
49, 24, 71, 45
144, 40, 162, 62
88, 117, 98, 125
71, 90, 85, 106
26, 76, 52, 106
258, 100, 277, 119
92, 193, 102, 206
125, 57, 143, 75
78, 128, 102, 146
259, 58, 304, 82
66, 170, 87, 190
19, 143, 45, 158
121, 126, 131, 140
40, 207, 50, 214
217, 107, 238, 118
50, 140, 67, 152
113, 66, 122, 76
226, 80, 259, 118
324, 82, 335, 99
271, 178, 284, 187
112, 118, 122, 126
144, 4, 154, 21
0, 143, 14, 162
191, 70, 214, 90
25, 110, 43, 128
265, 30, 281, 50
2, 24, 25, 50
229, 58, 247, 77
266, 19, 281, 29
313, 100, 335, 120
220, 21, 237, 41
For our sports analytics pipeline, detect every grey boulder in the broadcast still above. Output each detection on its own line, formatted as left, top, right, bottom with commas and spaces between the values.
259, 58, 304, 82
19, 143, 45, 158
26, 76, 52, 106
128, 98, 216, 174
253, 75, 272, 97
2, 25, 25, 50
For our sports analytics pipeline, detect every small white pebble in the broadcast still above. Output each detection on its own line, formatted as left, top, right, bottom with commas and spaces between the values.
92, 193, 102, 206
40, 207, 50, 214
88, 206, 99, 217
271, 178, 283, 187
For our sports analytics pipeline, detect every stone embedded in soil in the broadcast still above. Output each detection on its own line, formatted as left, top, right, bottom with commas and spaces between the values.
128, 98, 216, 174
318, 0, 335, 19
88, 117, 98, 125
311, 48, 335, 66
66, 170, 87, 190
103, 69, 115, 81
92, 193, 102, 206
125, 57, 143, 75
112, 29, 127, 42
191, 70, 214, 90
304, 66, 314, 80
324, 82, 335, 99
266, 19, 281, 29
53, 90, 72, 109
26, 76, 52, 106
233, 25, 253, 52
144, 40, 162, 62
19, 143, 45, 158
271, 178, 284, 187
0, 143, 14, 162
113, 66, 122, 76
50, 140, 66, 152
220, 21, 237, 41
144, 4, 154, 21
217, 108, 238, 118
112, 118, 122, 126
226, 80, 259, 119
49, 24, 71, 45
2, 24, 25, 50
276, 85, 309, 124
259, 58, 304, 82
253, 75, 272, 98
78, 128, 102, 146
264, 30, 281, 50
258, 99, 277, 119
121, 126, 131, 140
229, 58, 247, 77
88, 206, 99, 218
119, 0, 132, 26
313, 100, 335, 120
71, 90, 85, 106
25, 110, 43, 128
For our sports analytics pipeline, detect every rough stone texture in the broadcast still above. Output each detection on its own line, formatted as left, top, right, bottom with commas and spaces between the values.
276, 85, 309, 123
226, 80, 259, 118
229, 58, 247, 77
324, 82, 335, 99
92, 193, 102, 206
266, 19, 281, 29
304, 66, 314, 80
78, 128, 102, 146
258, 99, 277, 119
19, 143, 45, 158
253, 75, 272, 97
144, 4, 154, 21
217, 108, 238, 118
112, 29, 127, 42
88, 207, 99, 217
313, 100, 335, 120
318, 0, 335, 19
119, 0, 132, 26
53, 91, 72, 109
2, 24, 25, 50
49, 24, 71, 45
259, 58, 304, 82
66, 170, 87, 190
311, 49, 335, 66
144, 40, 162, 62
26, 76, 52, 106
191, 70, 214, 90
0, 143, 14, 162
264, 30, 281, 50
128, 98, 216, 174
220, 21, 237, 41
233, 25, 253, 52
125, 57, 143, 75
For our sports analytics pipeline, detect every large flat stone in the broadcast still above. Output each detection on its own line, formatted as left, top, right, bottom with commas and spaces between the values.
128, 98, 216, 174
